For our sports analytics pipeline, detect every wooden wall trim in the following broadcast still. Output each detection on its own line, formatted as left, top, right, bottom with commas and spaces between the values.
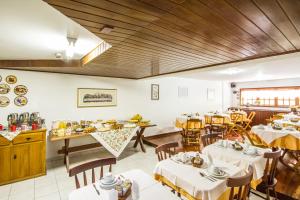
0, 60, 81, 68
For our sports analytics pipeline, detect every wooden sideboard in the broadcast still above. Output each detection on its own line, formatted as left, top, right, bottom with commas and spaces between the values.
0, 129, 46, 185
242, 108, 289, 126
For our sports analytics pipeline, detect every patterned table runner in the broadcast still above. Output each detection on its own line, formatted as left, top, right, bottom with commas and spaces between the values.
0, 130, 22, 141
90, 127, 139, 157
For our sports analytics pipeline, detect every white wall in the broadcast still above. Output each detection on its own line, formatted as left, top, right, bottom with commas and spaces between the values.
0, 69, 230, 159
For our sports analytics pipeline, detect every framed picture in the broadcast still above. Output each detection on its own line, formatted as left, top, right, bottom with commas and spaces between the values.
151, 84, 159, 100
77, 88, 117, 107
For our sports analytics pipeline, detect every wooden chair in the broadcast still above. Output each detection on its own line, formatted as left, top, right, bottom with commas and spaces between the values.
155, 142, 179, 161
210, 115, 227, 139
201, 133, 220, 148
235, 125, 267, 149
243, 111, 256, 130
228, 113, 244, 135
227, 165, 253, 200
261, 150, 281, 200
183, 118, 202, 146
69, 157, 116, 189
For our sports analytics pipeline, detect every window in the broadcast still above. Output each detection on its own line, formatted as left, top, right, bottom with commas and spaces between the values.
240, 86, 300, 108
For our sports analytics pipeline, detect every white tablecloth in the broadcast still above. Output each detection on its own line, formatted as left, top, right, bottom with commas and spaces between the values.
176, 116, 203, 124
251, 125, 300, 144
153, 153, 242, 200
202, 142, 268, 180
204, 113, 230, 118
69, 169, 180, 200
273, 119, 300, 127
282, 113, 300, 120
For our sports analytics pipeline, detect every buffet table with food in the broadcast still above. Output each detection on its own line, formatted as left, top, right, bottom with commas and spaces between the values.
154, 152, 244, 200
50, 114, 156, 171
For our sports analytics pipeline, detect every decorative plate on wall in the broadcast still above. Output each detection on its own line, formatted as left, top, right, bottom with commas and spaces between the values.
14, 85, 28, 95
14, 96, 28, 106
0, 96, 10, 107
6, 75, 17, 84
0, 83, 10, 94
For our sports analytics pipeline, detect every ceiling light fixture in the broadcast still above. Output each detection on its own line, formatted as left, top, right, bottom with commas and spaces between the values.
219, 67, 243, 75
66, 37, 77, 58
100, 25, 114, 34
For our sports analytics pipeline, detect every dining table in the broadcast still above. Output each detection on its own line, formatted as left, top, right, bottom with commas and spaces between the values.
69, 169, 180, 200
251, 125, 300, 173
202, 140, 269, 187
175, 115, 204, 129
154, 152, 243, 200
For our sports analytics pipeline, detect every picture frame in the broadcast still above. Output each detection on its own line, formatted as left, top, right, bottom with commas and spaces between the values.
207, 88, 215, 100
77, 88, 117, 108
151, 84, 159, 100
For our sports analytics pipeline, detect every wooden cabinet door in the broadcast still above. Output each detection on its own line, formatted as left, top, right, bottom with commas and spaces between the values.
29, 141, 45, 176
0, 146, 11, 183
11, 144, 29, 180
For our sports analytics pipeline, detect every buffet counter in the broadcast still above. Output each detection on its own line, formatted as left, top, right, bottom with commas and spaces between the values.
242, 107, 289, 125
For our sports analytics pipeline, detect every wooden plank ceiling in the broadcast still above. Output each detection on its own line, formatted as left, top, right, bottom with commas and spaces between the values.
6, 0, 300, 79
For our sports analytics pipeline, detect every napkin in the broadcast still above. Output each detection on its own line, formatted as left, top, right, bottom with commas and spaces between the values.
131, 180, 140, 200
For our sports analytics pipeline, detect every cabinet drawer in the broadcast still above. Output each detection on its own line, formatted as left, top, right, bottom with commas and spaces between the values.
13, 133, 43, 144
0, 136, 10, 146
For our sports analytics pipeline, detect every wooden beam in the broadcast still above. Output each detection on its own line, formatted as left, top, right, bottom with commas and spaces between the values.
81, 41, 112, 65
0, 60, 81, 68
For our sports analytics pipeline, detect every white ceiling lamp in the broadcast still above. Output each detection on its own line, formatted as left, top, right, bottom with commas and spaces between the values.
66, 37, 77, 58
219, 67, 243, 75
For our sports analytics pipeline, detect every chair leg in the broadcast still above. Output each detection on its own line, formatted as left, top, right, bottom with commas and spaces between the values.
272, 187, 278, 200
266, 188, 270, 200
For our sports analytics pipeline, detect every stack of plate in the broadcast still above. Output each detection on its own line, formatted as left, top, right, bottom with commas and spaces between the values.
99, 173, 119, 190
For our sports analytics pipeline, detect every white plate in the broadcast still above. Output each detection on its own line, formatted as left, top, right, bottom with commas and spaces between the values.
99, 179, 118, 190
209, 171, 228, 179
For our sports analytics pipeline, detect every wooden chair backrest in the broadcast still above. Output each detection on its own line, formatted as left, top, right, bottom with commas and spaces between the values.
211, 115, 225, 125
263, 150, 281, 185
186, 118, 202, 130
248, 111, 256, 121
201, 133, 219, 147
226, 165, 254, 200
204, 115, 212, 124
243, 112, 256, 130
155, 142, 179, 161
69, 157, 116, 189
231, 113, 244, 123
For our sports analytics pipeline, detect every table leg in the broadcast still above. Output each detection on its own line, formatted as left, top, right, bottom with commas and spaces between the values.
64, 139, 70, 172
133, 127, 146, 152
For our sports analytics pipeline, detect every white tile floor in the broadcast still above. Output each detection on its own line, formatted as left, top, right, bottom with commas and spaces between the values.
0, 142, 263, 200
